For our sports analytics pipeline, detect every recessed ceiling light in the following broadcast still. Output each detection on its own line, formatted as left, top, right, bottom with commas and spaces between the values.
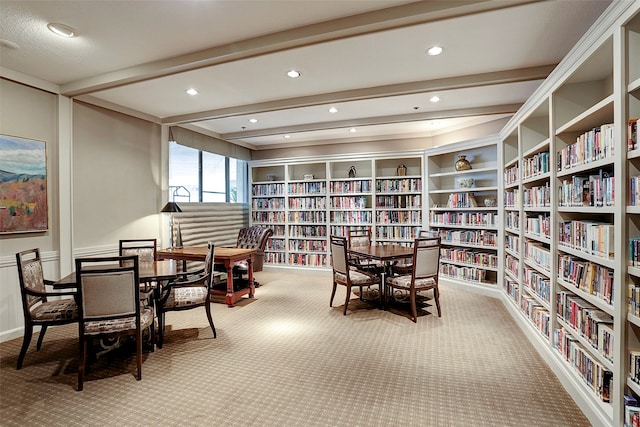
47, 23, 77, 38
430, 96, 440, 103
329, 107, 338, 114
0, 39, 20, 50
349, 128, 357, 133
283, 135, 291, 139
249, 118, 258, 123
186, 88, 198, 96
426, 46, 443, 56
287, 70, 301, 78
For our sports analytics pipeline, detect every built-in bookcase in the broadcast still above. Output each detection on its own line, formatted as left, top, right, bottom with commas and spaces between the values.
249, 153, 424, 268
425, 138, 500, 287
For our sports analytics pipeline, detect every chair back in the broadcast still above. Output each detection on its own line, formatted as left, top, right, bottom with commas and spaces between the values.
347, 227, 372, 248
16, 248, 48, 311
418, 229, 440, 238
412, 237, 441, 280
236, 226, 273, 250
119, 239, 157, 263
75, 256, 140, 323
203, 241, 216, 288
330, 236, 349, 275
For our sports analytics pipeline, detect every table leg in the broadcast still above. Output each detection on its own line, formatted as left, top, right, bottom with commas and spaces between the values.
225, 261, 236, 307
247, 257, 255, 298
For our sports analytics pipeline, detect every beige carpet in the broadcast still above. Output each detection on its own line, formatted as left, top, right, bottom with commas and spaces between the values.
0, 271, 590, 426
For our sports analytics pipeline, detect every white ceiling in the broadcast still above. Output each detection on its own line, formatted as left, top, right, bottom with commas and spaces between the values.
0, 0, 613, 151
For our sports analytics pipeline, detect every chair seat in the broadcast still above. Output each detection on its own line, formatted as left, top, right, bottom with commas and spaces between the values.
164, 287, 208, 309
335, 270, 378, 286
84, 307, 154, 335
32, 299, 78, 321
386, 274, 436, 290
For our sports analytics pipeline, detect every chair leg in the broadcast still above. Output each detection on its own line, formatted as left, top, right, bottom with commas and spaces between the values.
78, 337, 87, 391
136, 329, 143, 381
157, 310, 165, 349
36, 324, 48, 351
205, 302, 217, 339
409, 290, 418, 323
330, 281, 337, 307
433, 286, 441, 317
17, 323, 33, 370
343, 285, 351, 315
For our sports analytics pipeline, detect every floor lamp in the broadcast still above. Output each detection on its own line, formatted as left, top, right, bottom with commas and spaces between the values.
161, 202, 182, 249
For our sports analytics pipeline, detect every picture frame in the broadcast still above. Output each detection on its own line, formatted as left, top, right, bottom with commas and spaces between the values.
0, 134, 49, 234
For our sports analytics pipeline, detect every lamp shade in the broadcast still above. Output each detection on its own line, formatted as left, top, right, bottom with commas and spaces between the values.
161, 202, 182, 213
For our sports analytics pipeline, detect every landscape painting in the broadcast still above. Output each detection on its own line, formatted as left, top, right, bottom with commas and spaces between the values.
0, 134, 48, 233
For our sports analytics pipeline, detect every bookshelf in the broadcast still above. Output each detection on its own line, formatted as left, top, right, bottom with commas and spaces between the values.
425, 138, 500, 287
249, 153, 424, 269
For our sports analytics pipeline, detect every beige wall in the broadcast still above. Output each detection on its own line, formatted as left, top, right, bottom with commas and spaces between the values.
73, 102, 162, 248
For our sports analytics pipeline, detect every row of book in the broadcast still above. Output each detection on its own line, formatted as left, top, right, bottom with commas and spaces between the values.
558, 254, 614, 304
375, 225, 420, 240
505, 234, 520, 253
556, 291, 614, 361
375, 178, 422, 193
558, 220, 614, 259
521, 294, 551, 338
330, 225, 372, 238
523, 182, 551, 207
252, 183, 285, 196
557, 123, 615, 171
289, 253, 327, 266
288, 225, 327, 238
329, 179, 371, 193
629, 176, 640, 206
504, 189, 520, 207
630, 239, 640, 267
553, 327, 612, 402
558, 170, 614, 207
628, 283, 640, 317
252, 198, 285, 209
330, 211, 372, 224
288, 239, 326, 252
525, 213, 551, 239
446, 192, 478, 208
506, 255, 519, 278
252, 211, 285, 223
439, 263, 488, 283
440, 229, 497, 247
330, 196, 368, 209
522, 151, 550, 179
624, 394, 640, 427
264, 252, 286, 264
504, 163, 519, 186
271, 225, 285, 236
429, 212, 498, 227
376, 194, 421, 208
288, 181, 326, 195
524, 267, 551, 303
267, 239, 285, 251
288, 211, 327, 223
524, 241, 552, 272
375, 210, 421, 224
440, 248, 498, 268
505, 211, 520, 229
504, 277, 519, 302
288, 196, 327, 210
628, 118, 638, 151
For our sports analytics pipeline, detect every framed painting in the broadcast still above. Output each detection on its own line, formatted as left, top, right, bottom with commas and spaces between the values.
0, 134, 48, 234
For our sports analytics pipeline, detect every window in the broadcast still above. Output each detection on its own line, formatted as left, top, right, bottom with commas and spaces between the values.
169, 141, 247, 203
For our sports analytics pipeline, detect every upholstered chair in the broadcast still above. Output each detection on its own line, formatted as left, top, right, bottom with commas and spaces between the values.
234, 226, 274, 286
15, 248, 79, 370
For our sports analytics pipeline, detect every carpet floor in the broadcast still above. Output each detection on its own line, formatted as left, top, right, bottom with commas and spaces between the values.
0, 270, 590, 426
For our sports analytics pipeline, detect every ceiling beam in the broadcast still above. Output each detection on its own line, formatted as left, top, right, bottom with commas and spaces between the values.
219, 104, 521, 140
161, 65, 552, 125
60, 0, 543, 97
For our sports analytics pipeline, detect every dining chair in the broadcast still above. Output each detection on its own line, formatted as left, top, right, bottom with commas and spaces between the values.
119, 238, 158, 304
156, 241, 216, 348
330, 235, 381, 315
75, 255, 154, 390
15, 248, 79, 370
347, 227, 383, 273
386, 236, 441, 323
392, 229, 440, 275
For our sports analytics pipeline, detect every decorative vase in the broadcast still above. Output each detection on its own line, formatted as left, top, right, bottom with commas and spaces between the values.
396, 164, 407, 176
484, 198, 497, 207
348, 166, 357, 178
455, 155, 472, 171
457, 177, 475, 188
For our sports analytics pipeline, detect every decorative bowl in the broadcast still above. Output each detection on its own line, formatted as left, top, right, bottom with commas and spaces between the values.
458, 177, 475, 188
484, 198, 497, 207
